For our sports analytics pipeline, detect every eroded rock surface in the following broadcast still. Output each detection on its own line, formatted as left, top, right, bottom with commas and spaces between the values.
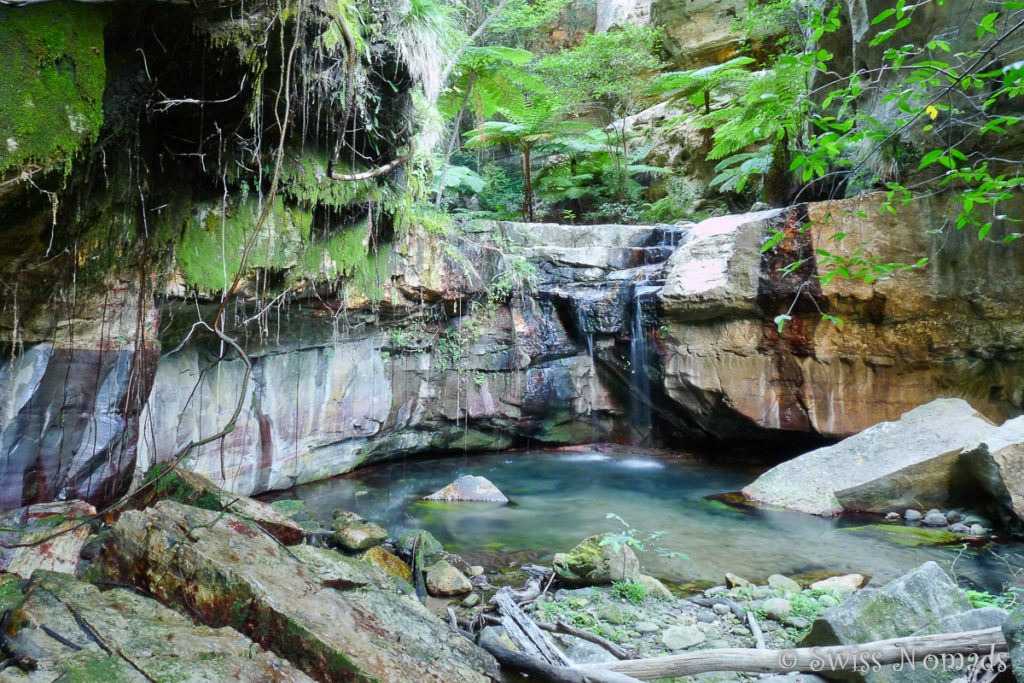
99, 500, 498, 682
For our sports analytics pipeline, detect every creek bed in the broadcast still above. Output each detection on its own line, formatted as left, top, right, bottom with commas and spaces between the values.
265, 447, 1023, 591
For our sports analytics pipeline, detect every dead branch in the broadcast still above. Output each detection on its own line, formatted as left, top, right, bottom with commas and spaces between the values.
577, 628, 1009, 679
479, 641, 642, 683
535, 620, 632, 660
328, 156, 408, 181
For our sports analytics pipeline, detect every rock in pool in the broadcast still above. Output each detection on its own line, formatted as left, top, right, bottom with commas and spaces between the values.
424, 475, 509, 503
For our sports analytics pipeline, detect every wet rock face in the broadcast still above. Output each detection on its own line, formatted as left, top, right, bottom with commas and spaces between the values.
100, 500, 499, 682
660, 193, 1024, 441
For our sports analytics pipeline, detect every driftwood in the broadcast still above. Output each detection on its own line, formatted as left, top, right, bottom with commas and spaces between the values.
535, 620, 632, 660
746, 611, 766, 650
689, 596, 745, 620
479, 641, 644, 683
495, 591, 573, 667
578, 628, 1009, 679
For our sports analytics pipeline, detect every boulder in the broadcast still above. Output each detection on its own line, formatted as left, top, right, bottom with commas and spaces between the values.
801, 561, 1000, 681
1004, 605, 1024, 681
331, 521, 388, 552
362, 545, 412, 583
552, 534, 642, 586
425, 560, 473, 597
99, 500, 498, 682
743, 399, 997, 515
0, 501, 95, 579
9, 570, 312, 681
424, 475, 509, 503
961, 415, 1024, 524
397, 529, 446, 565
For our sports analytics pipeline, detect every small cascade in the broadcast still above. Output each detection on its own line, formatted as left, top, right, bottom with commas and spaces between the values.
627, 281, 659, 445
574, 306, 601, 440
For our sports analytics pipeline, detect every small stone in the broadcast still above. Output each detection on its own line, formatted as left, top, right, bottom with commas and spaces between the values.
785, 616, 810, 630
809, 574, 866, 595
662, 625, 706, 650
713, 603, 731, 616
904, 509, 923, 522
733, 627, 751, 636
468, 565, 485, 577
637, 574, 673, 600
762, 598, 792, 621
704, 585, 728, 597
946, 510, 962, 524
461, 593, 481, 608
767, 574, 801, 594
751, 586, 772, 600
331, 510, 366, 530
884, 511, 901, 522
696, 611, 716, 623
725, 572, 750, 588
970, 524, 988, 537
596, 604, 629, 624
425, 560, 472, 597
922, 510, 949, 527
949, 522, 971, 534
707, 639, 731, 649
635, 621, 660, 633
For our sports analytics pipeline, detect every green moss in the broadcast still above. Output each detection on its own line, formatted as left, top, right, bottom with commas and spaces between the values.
0, 575, 26, 613
279, 155, 378, 209
0, 5, 106, 175
177, 196, 312, 292
837, 524, 974, 547
141, 462, 222, 511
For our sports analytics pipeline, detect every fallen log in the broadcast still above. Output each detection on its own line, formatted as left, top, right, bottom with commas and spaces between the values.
479, 640, 643, 683
577, 628, 1008, 679
495, 591, 572, 667
746, 612, 765, 650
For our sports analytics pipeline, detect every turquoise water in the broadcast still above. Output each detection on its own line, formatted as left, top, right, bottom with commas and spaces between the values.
272, 448, 1023, 591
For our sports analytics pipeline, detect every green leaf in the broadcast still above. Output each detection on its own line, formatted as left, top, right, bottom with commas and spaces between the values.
774, 314, 791, 333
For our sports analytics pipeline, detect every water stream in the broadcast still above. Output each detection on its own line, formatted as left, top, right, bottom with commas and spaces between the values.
269, 448, 1023, 592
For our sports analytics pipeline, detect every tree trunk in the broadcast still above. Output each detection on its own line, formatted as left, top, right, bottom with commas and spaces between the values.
522, 146, 534, 222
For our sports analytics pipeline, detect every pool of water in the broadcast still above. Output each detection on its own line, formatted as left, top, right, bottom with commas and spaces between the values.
268, 447, 1023, 591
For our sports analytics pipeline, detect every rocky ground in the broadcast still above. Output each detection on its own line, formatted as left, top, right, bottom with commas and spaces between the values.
0, 464, 1022, 682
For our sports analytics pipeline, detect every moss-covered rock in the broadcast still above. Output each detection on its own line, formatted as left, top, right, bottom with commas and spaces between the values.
362, 545, 412, 583
0, 5, 106, 175
553, 534, 642, 587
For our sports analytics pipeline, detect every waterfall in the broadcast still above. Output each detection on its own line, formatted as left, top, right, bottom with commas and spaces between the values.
628, 282, 656, 445
575, 306, 599, 440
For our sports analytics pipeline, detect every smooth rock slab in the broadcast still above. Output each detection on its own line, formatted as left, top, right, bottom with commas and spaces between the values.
100, 501, 498, 683
10, 570, 311, 682
743, 399, 998, 516
424, 475, 509, 503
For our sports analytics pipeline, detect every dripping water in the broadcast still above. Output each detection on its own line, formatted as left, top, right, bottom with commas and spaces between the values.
628, 281, 657, 445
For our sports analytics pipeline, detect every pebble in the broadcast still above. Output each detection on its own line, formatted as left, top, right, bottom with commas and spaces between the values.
946, 510, 962, 524
970, 523, 987, 537
696, 611, 716, 623
884, 511, 901, 522
636, 622, 661, 633
785, 616, 810, 630
949, 522, 971, 534
707, 639, 731, 649
461, 593, 481, 608
733, 627, 751, 636
904, 509, 923, 522
762, 598, 792, 621
751, 586, 772, 600
922, 510, 949, 527
712, 603, 732, 616
704, 586, 729, 598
